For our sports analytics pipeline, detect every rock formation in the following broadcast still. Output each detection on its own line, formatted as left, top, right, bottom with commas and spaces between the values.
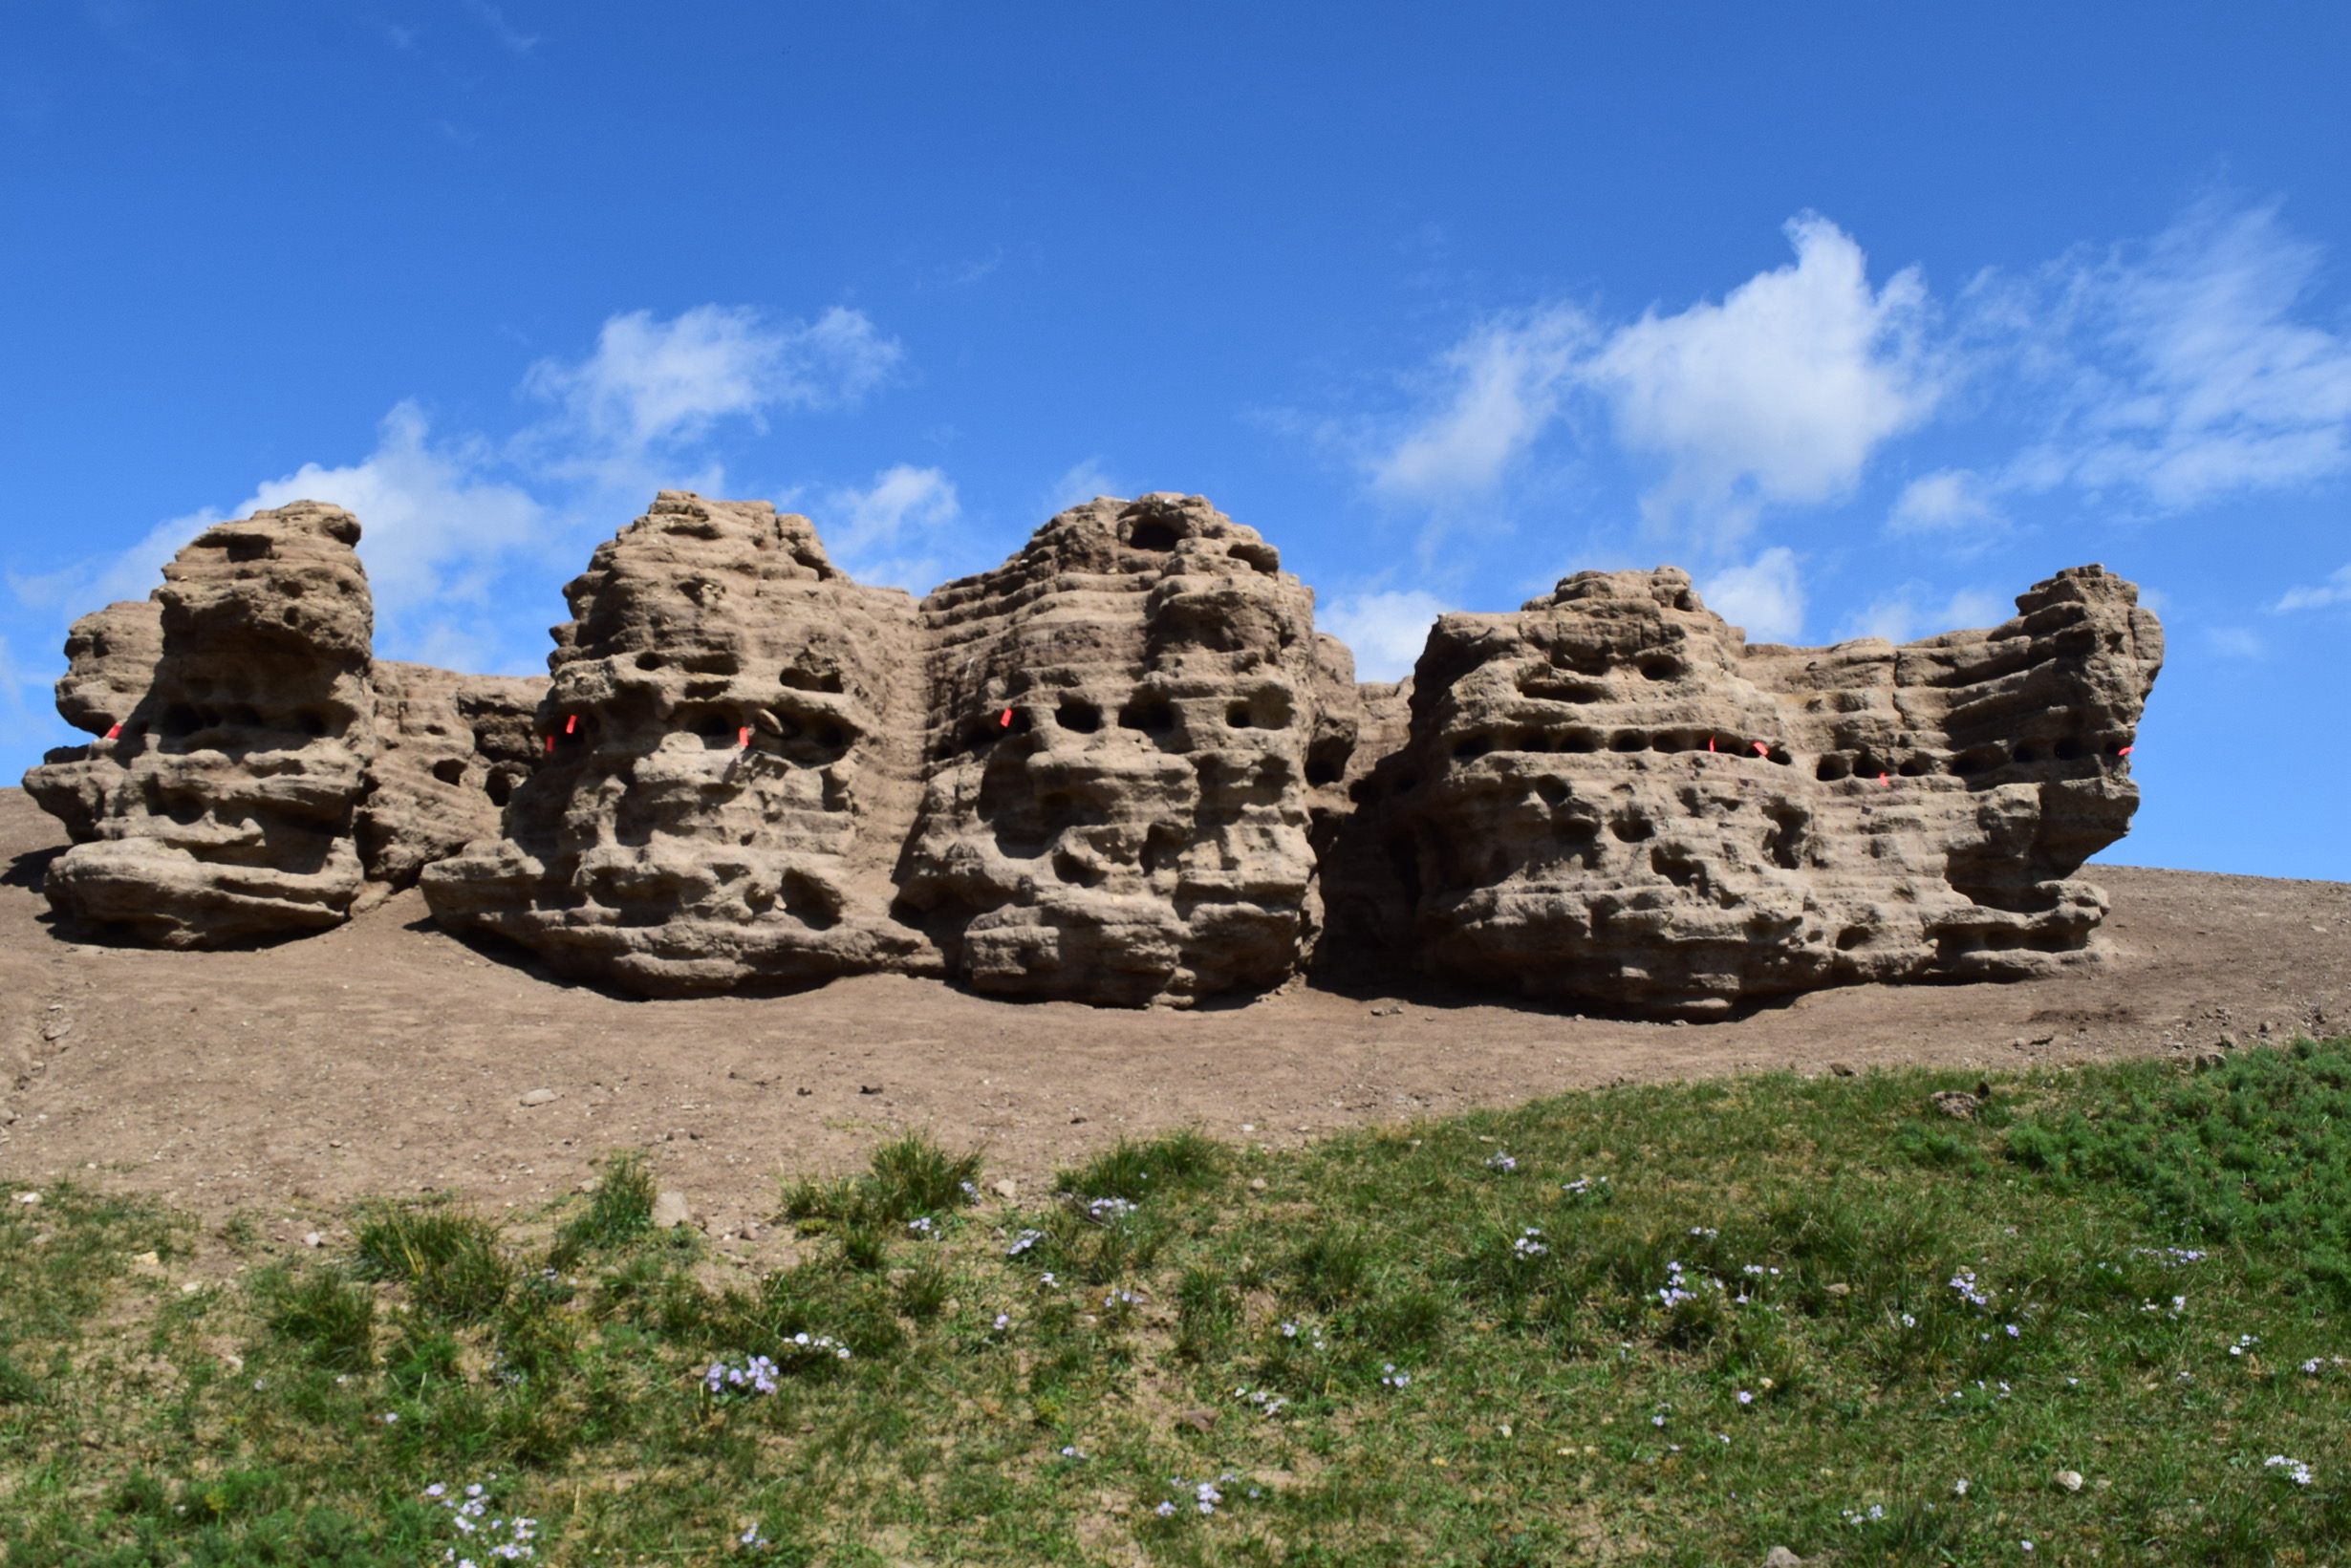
24, 504, 546, 944
895, 494, 1363, 1004
420, 493, 935, 994
29, 503, 381, 946
21, 487, 2164, 1016
1318, 565, 2164, 1016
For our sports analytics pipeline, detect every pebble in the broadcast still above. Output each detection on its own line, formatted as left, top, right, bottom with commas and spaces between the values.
518, 1087, 559, 1106
989, 1178, 1019, 1199
652, 1191, 694, 1229
1763, 1550, 1806, 1568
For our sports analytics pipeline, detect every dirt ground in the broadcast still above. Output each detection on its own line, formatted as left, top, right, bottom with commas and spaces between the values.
5, 785, 2348, 1268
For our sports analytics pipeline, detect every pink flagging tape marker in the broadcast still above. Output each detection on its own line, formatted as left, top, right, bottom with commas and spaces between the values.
1708, 736, 1716, 752
1000, 707, 1014, 728
544, 735, 554, 753
565, 714, 578, 735
1752, 741, 1769, 757
2118, 744, 2134, 756
105, 724, 122, 740
1879, 772, 1892, 786
737, 726, 751, 748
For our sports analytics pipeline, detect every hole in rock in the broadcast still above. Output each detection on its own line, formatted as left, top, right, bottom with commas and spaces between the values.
692, 711, 740, 749
1610, 731, 1650, 753
281, 607, 300, 626
1653, 732, 1689, 754
225, 538, 270, 563
1610, 815, 1654, 843
636, 653, 664, 672
780, 668, 843, 694
1535, 776, 1569, 805
1557, 729, 1601, 754
1836, 926, 1871, 951
1304, 740, 1349, 787
1899, 755, 1937, 777
222, 704, 261, 729
160, 704, 198, 738
1815, 754, 1850, 782
1227, 541, 1280, 575
2013, 745, 2039, 764
1128, 520, 1179, 552
1058, 699, 1101, 734
2053, 738, 2084, 761
431, 759, 467, 786
1226, 705, 1251, 729
1637, 658, 1682, 681
1118, 698, 1176, 735
1454, 734, 1494, 761
485, 770, 517, 807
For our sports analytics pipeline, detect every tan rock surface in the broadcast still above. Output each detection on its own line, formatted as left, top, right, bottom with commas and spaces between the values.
356, 663, 547, 898
29, 504, 379, 946
1321, 564, 2164, 1016
895, 494, 1363, 1005
421, 492, 934, 994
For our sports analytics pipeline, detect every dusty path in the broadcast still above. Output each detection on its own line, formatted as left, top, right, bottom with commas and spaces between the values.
5, 786, 2347, 1263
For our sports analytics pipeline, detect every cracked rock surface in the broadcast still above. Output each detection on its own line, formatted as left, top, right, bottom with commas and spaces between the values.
1319, 564, 2165, 1017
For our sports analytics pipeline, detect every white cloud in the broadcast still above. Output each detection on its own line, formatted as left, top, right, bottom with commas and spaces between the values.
1983, 199, 2351, 510
2275, 564, 2351, 612
520, 304, 903, 485
1370, 308, 1588, 501
1589, 216, 1940, 541
1699, 548, 1806, 643
1887, 467, 2004, 536
11, 301, 929, 679
1838, 584, 2008, 644
1041, 458, 1124, 517
1364, 216, 1936, 543
822, 464, 960, 591
1319, 589, 1454, 681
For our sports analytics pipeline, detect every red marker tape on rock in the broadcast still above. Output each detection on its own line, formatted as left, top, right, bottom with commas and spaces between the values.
105, 724, 122, 740
1000, 707, 1014, 728
565, 714, 577, 735
544, 735, 554, 753
1708, 736, 1716, 752
1752, 741, 1769, 758
2118, 744, 2134, 756
738, 726, 751, 748
1879, 773, 1891, 787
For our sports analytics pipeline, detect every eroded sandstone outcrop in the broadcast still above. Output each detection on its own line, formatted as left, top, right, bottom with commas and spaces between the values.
420, 493, 934, 994
1318, 565, 2164, 1016
895, 494, 1362, 1004
30, 504, 380, 945
357, 664, 548, 901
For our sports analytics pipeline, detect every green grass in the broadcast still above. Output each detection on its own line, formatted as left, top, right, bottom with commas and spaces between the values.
8, 1042, 2351, 1564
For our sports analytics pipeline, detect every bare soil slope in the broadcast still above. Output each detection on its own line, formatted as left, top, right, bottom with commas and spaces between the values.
4, 786, 2346, 1263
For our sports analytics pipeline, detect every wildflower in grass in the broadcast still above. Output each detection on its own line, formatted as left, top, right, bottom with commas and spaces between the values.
1954, 1479, 1969, 1495
2230, 1334, 2257, 1356
1061, 1446, 1089, 1459
1513, 1227, 1549, 1257
1155, 1501, 1176, 1516
1651, 1413, 1666, 1428
1736, 1389, 1753, 1405
1039, 1272, 1058, 1288
2265, 1454, 2315, 1486
1485, 1151, 1518, 1172
1689, 1226, 1719, 1240
2022, 1541, 2034, 1553
2006, 1323, 2020, 1338
905, 1215, 935, 1236
993, 1313, 1010, 1331
2303, 1359, 2322, 1374
1006, 1229, 1042, 1257
1103, 1288, 1142, 1310
1196, 1480, 1222, 1514
1561, 1175, 1611, 1199
739, 1524, 770, 1549
1950, 1270, 1992, 1308
1902, 1313, 1917, 1327
1380, 1364, 1411, 1387
1086, 1196, 1138, 1224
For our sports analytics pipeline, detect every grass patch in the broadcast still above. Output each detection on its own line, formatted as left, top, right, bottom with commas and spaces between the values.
7, 1044, 2351, 1563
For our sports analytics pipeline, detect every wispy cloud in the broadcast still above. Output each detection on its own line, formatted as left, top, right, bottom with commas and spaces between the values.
1887, 467, 2005, 539
1837, 583, 2007, 644
1699, 548, 1806, 643
1370, 308, 1589, 502
2275, 563, 2351, 612
821, 464, 961, 591
1319, 589, 1455, 681
1040, 458, 1123, 517
1974, 198, 2351, 513
461, 0, 538, 54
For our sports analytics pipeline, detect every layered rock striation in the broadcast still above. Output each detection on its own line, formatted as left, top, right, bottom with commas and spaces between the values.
1319, 565, 2164, 1016
420, 493, 934, 993
895, 494, 1363, 1004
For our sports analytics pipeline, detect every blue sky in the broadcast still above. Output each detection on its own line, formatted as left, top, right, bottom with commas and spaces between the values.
3, 2, 2347, 878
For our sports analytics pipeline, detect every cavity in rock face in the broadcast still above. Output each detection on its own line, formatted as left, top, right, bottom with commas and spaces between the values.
31, 504, 378, 946
896, 494, 1362, 1006
1318, 565, 2164, 1018
420, 492, 933, 995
